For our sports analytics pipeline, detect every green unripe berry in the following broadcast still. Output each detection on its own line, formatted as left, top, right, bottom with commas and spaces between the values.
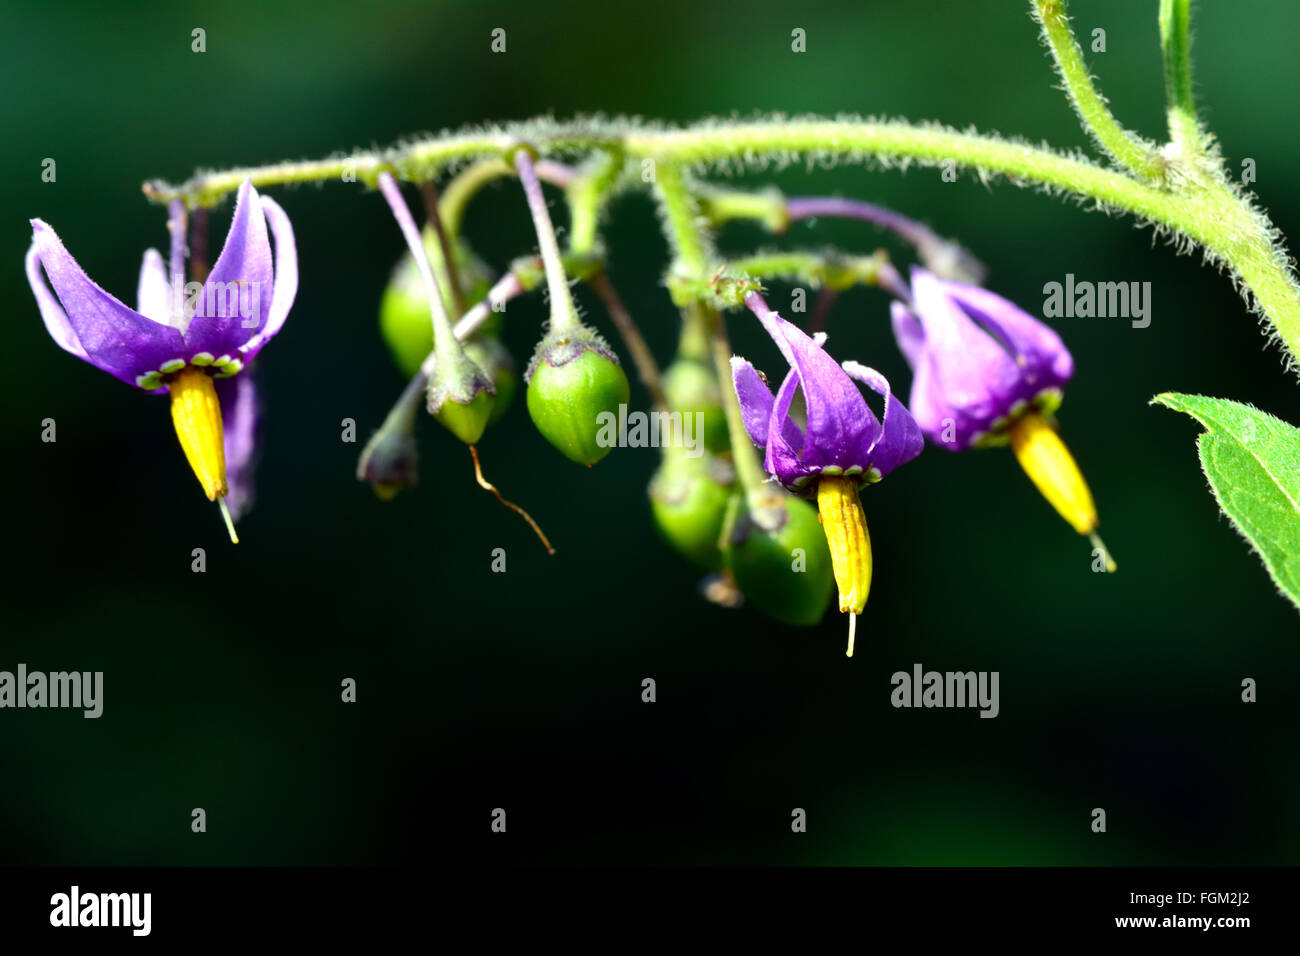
432, 388, 495, 445
724, 490, 834, 626
525, 327, 629, 466
378, 270, 433, 379
648, 448, 735, 571
662, 358, 730, 455
379, 229, 497, 378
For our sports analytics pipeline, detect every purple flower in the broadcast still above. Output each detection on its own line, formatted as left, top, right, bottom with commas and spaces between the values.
27, 179, 296, 391
889, 267, 1113, 567
729, 292, 923, 649
890, 267, 1072, 450
25, 178, 295, 539
730, 293, 923, 493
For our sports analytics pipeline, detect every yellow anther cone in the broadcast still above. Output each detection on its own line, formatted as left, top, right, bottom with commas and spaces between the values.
1008, 412, 1114, 570
816, 475, 873, 656
169, 367, 228, 501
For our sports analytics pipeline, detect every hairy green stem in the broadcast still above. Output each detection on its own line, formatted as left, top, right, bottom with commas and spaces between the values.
1032, 0, 1165, 182
651, 162, 716, 278
141, 111, 1300, 372
707, 309, 768, 495
566, 150, 623, 255
726, 249, 892, 291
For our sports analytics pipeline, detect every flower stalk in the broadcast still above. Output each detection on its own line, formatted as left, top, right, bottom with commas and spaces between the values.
513, 148, 580, 333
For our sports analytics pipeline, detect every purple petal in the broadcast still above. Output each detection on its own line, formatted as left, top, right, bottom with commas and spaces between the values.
216, 371, 260, 521
29, 220, 186, 387
940, 278, 1074, 385
730, 356, 774, 448
751, 304, 875, 469
25, 243, 86, 358
763, 368, 809, 485
841, 362, 924, 477
910, 268, 1021, 421
185, 179, 275, 358
136, 248, 172, 325
890, 300, 926, 371
907, 353, 985, 451
237, 194, 298, 362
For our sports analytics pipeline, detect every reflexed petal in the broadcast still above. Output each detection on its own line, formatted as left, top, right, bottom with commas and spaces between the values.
29, 219, 186, 387
731, 356, 774, 448
186, 179, 275, 357
764, 368, 808, 485
238, 194, 298, 361
890, 300, 926, 370
940, 278, 1074, 384
752, 304, 874, 468
136, 248, 173, 325
25, 243, 86, 358
216, 371, 260, 521
909, 268, 1020, 420
841, 362, 924, 477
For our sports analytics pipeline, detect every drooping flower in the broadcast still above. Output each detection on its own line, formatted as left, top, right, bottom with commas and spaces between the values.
731, 292, 923, 654
25, 178, 296, 540
890, 267, 1113, 567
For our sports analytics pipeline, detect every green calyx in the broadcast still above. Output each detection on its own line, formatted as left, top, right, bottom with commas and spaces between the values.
525, 326, 629, 466
463, 338, 517, 425
723, 488, 834, 626
648, 446, 735, 571
662, 358, 730, 455
427, 349, 496, 445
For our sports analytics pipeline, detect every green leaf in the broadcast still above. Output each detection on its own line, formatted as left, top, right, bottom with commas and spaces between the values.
1152, 392, 1300, 613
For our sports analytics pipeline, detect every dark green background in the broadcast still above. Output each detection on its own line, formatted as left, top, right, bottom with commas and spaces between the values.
1, 0, 1296, 865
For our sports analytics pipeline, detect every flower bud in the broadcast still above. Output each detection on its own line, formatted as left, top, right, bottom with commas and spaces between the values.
463, 337, 517, 425
357, 375, 422, 501
662, 358, 731, 455
525, 326, 629, 466
648, 446, 735, 571
723, 489, 834, 626
357, 424, 418, 501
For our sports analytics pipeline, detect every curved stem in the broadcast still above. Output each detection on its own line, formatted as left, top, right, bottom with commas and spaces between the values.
1032, 0, 1165, 182
141, 115, 1300, 371
376, 171, 458, 361
439, 158, 575, 237
566, 150, 623, 256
